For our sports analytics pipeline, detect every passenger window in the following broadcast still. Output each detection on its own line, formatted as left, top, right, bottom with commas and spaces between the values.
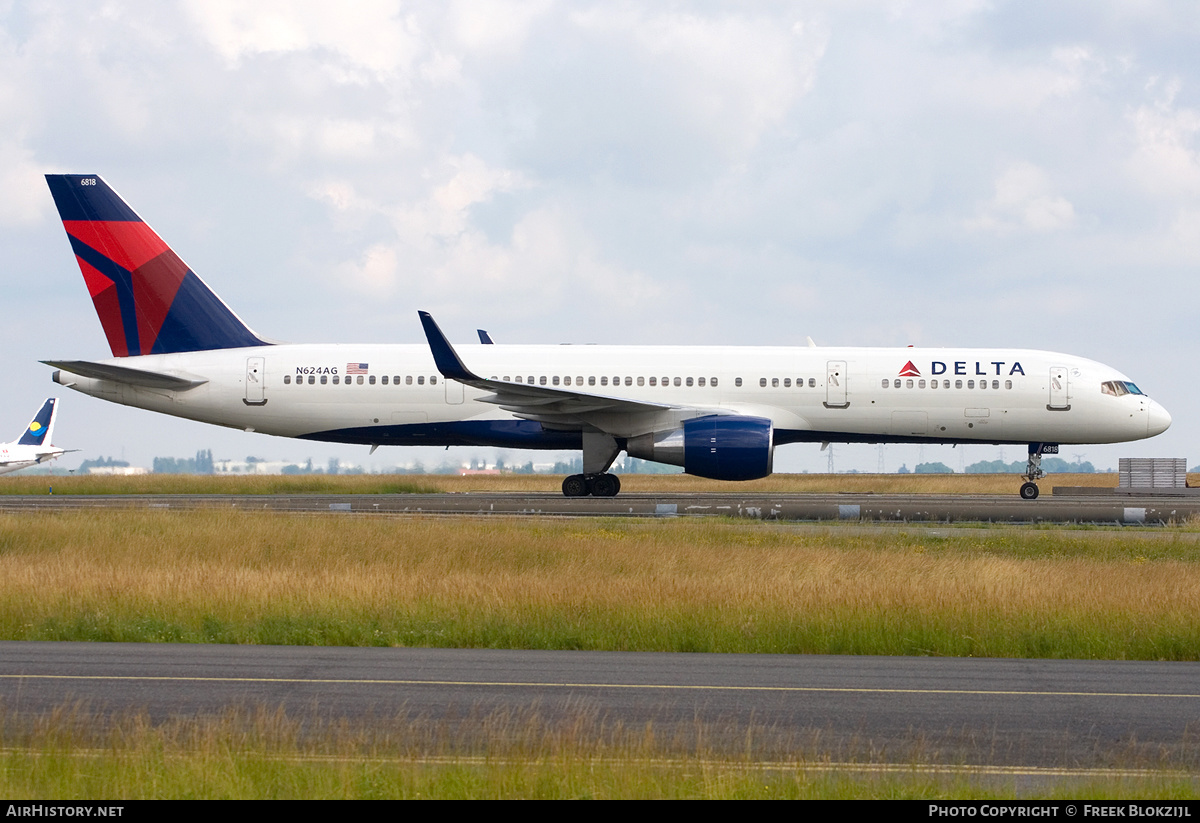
698, 377, 706, 387
308, 375, 315, 385
808, 378, 815, 388
637, 376, 644, 386
1005, 380, 1012, 389
539, 376, 546, 385
894, 379, 901, 388
881, 379, 888, 388
919, 379, 926, 388
625, 377, 632, 386
759, 378, 767, 387
418, 376, 424, 385
674, 377, 681, 387
320, 375, 328, 384
368, 375, 376, 385
992, 380, 999, 389
770, 377, 778, 388
334, 376, 341, 384
430, 376, 437, 385
406, 376, 413, 385
381, 376, 388, 385
284, 375, 291, 384
553, 376, 561, 386
601, 376, 608, 386
649, 377, 657, 386
711, 377, 718, 387
588, 376, 595, 386
906, 379, 913, 389
735, 378, 742, 387
967, 380, 974, 389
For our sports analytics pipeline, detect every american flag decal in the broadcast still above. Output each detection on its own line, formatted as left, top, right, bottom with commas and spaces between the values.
347, 363, 369, 374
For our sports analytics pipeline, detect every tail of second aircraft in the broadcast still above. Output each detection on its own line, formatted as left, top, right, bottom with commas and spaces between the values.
45, 174, 267, 357
17, 399, 57, 447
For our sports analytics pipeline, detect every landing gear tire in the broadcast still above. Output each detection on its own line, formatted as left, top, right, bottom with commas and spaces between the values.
562, 474, 589, 497
589, 473, 620, 498
562, 473, 621, 497
1019, 482, 1040, 500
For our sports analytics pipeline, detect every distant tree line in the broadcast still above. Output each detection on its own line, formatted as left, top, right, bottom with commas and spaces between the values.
152, 450, 214, 474
79, 456, 130, 471
905, 458, 1096, 475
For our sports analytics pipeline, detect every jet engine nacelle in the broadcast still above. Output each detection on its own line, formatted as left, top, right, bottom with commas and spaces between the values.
625, 415, 774, 481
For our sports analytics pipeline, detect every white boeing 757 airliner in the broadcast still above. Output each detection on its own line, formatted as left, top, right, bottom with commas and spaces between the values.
43, 174, 1170, 498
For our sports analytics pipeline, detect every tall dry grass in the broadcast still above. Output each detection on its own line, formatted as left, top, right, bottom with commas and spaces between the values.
1, 510, 1198, 657
0, 472, 1126, 496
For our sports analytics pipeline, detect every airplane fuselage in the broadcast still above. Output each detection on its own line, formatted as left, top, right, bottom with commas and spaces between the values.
51, 343, 1169, 452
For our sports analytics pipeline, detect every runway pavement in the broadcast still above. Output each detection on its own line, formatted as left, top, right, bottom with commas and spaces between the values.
3, 642, 1199, 767
0, 490, 1198, 523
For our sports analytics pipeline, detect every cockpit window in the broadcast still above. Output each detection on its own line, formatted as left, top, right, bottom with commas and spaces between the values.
1101, 381, 1145, 397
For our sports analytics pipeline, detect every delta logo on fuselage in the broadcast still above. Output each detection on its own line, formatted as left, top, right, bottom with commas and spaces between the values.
899, 360, 1026, 377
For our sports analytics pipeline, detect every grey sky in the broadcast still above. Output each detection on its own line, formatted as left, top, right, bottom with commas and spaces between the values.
1, 1, 1196, 473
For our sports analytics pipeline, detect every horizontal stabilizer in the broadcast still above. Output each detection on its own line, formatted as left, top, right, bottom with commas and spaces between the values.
43, 360, 208, 390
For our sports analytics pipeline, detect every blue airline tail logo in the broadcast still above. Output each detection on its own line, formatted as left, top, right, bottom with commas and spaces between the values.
18, 400, 55, 446
45, 175, 268, 357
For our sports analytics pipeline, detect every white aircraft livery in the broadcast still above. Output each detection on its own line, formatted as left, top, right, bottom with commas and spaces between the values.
44, 174, 1171, 499
0, 399, 68, 475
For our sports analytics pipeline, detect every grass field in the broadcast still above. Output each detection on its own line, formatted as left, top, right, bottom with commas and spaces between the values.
0, 471, 1131, 496
3, 704, 1197, 799
4, 478, 1199, 798
2, 508, 1199, 657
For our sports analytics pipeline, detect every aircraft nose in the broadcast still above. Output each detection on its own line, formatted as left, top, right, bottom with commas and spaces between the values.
1147, 400, 1172, 437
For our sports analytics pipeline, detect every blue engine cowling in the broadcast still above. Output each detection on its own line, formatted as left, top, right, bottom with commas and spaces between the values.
626, 415, 774, 481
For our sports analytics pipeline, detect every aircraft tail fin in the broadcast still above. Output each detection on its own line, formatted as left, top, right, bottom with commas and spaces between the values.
44, 174, 268, 357
17, 399, 57, 447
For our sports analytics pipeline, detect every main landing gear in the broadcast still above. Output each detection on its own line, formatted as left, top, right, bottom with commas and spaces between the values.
1019, 444, 1047, 500
563, 431, 624, 497
562, 473, 622, 498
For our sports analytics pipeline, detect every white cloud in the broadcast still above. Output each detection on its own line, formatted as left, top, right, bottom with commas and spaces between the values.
965, 162, 1076, 234
182, 0, 429, 81
1127, 96, 1200, 199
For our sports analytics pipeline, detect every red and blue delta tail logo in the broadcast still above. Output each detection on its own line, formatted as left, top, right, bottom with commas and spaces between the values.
898, 361, 921, 377
45, 175, 268, 357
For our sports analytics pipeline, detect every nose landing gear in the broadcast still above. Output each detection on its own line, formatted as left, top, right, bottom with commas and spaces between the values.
1019, 443, 1056, 500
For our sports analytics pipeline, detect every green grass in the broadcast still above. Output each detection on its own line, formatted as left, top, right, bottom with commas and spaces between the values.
2, 705, 1197, 799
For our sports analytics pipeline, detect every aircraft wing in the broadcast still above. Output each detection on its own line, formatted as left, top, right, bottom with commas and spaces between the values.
419, 312, 722, 429
42, 360, 209, 390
